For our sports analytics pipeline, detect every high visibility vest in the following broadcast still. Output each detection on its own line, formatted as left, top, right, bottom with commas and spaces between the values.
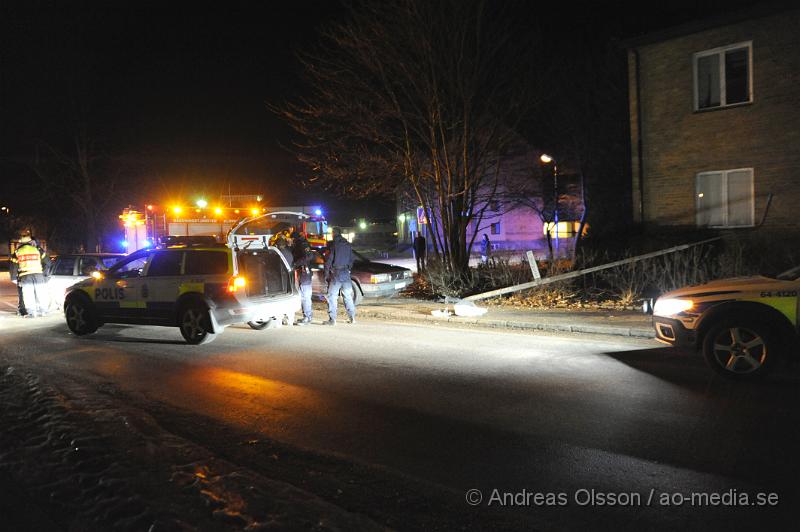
15, 244, 43, 277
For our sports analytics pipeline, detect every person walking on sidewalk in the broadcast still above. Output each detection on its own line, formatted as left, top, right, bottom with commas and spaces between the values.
12, 234, 50, 317
480, 234, 491, 264
413, 232, 426, 272
323, 227, 356, 325
291, 230, 316, 325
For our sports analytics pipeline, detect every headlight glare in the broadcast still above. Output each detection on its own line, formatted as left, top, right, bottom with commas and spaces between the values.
653, 298, 694, 317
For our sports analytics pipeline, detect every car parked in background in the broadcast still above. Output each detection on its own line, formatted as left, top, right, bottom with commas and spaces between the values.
48, 253, 125, 309
310, 249, 412, 304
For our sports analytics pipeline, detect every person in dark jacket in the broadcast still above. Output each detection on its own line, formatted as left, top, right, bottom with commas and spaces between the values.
480, 234, 491, 264
272, 231, 294, 267
291, 231, 315, 325
413, 233, 426, 272
323, 227, 356, 325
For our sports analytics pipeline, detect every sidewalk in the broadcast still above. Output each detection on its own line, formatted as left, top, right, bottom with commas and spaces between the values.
356, 298, 656, 339
0, 272, 656, 339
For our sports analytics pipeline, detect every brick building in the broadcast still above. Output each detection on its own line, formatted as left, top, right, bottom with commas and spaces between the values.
626, 5, 800, 231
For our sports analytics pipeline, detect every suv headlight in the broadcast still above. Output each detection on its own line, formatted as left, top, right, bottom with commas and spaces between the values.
370, 273, 391, 283
653, 298, 694, 317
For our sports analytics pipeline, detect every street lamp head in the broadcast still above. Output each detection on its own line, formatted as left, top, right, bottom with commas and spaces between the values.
540, 154, 553, 164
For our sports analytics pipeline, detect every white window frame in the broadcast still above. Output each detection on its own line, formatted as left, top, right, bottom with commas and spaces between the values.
695, 168, 755, 228
693, 41, 753, 111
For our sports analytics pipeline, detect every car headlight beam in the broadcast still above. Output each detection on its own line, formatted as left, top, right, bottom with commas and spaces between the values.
653, 298, 694, 317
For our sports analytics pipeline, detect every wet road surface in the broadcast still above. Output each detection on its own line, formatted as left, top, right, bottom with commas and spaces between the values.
1, 314, 797, 530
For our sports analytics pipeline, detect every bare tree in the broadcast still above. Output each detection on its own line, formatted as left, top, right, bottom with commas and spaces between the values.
32, 129, 123, 251
280, 0, 542, 275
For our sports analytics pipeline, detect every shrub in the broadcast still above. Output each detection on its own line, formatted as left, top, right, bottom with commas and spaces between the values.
416, 232, 800, 307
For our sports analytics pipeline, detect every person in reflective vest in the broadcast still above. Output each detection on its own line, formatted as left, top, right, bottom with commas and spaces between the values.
13, 235, 50, 317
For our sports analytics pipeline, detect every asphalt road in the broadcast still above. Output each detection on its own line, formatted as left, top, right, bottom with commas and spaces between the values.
0, 311, 797, 530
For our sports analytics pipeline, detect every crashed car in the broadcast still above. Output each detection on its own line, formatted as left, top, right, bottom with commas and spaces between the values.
311, 250, 412, 304
651, 266, 800, 379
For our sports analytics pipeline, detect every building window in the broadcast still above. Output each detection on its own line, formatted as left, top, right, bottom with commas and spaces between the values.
490, 222, 501, 235
693, 42, 752, 111
696, 168, 754, 227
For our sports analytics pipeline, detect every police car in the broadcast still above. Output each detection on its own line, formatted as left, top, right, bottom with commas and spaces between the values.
63, 214, 301, 344
652, 266, 800, 379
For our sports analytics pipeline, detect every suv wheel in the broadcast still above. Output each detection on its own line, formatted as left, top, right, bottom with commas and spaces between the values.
65, 298, 99, 336
702, 319, 777, 379
247, 319, 278, 330
179, 304, 217, 345
350, 280, 362, 306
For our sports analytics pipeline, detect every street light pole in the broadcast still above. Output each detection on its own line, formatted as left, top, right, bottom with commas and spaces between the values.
540, 154, 559, 258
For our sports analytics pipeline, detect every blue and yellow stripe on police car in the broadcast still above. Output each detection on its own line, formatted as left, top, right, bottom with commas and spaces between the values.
742, 295, 798, 326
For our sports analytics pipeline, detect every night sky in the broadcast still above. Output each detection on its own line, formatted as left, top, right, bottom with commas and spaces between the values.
0, 0, 762, 222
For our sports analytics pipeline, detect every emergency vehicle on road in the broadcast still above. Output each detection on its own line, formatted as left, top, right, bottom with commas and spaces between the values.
64, 213, 300, 344
120, 203, 328, 252
652, 267, 800, 379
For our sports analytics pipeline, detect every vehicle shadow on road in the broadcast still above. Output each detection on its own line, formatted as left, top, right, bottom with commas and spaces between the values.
84, 325, 187, 345
604, 347, 800, 393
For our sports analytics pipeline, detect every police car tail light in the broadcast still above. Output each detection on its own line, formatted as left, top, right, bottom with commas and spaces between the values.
227, 276, 246, 292
653, 298, 694, 317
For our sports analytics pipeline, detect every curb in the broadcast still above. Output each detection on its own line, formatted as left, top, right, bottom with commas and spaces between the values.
357, 308, 656, 339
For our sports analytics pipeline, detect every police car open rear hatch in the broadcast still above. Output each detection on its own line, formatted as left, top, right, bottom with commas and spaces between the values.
226, 211, 312, 250
226, 211, 300, 299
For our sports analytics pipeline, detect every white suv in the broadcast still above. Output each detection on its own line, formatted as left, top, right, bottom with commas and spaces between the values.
63, 215, 301, 344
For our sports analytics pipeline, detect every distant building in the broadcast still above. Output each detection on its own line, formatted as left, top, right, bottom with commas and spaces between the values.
626, 5, 800, 231
397, 143, 585, 258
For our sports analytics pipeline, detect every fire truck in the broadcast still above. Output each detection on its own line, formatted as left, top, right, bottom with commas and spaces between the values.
120, 202, 328, 252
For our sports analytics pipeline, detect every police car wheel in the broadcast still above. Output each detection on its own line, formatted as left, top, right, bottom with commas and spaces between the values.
65, 299, 98, 336
179, 304, 216, 345
702, 319, 776, 379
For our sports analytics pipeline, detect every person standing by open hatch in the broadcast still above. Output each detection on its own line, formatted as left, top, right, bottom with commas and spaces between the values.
291, 230, 315, 325
323, 227, 356, 325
